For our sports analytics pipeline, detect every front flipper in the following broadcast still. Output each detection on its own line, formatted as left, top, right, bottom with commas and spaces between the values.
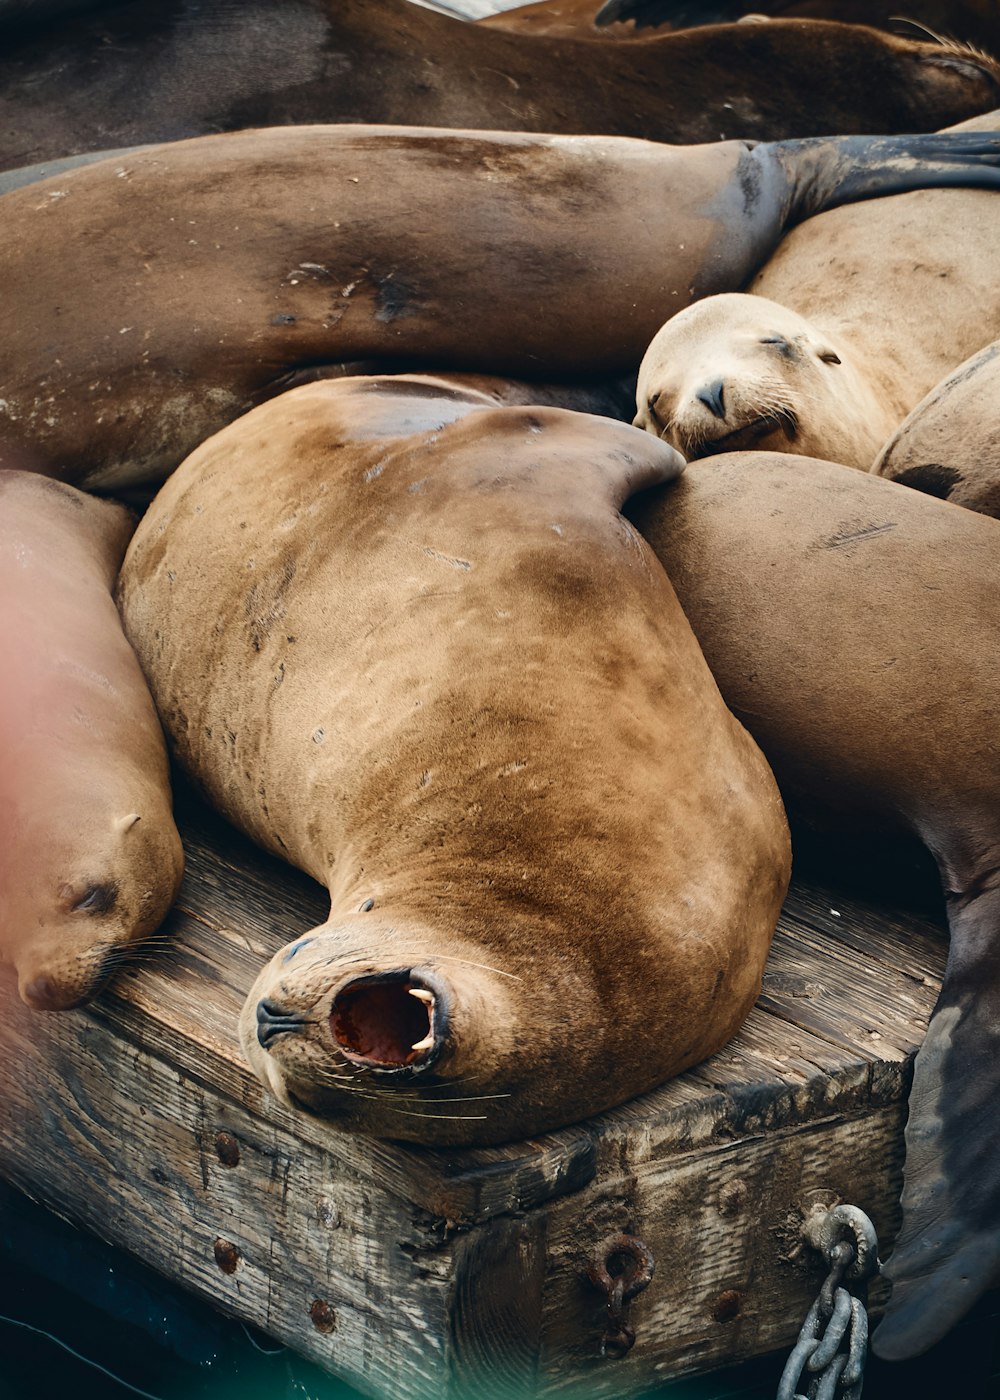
873, 885, 1000, 1359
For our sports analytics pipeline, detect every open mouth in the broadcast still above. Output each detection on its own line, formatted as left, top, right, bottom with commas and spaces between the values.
688, 410, 798, 460
329, 970, 444, 1074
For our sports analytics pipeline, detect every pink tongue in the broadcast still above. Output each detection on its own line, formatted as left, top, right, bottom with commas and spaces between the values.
330, 981, 431, 1065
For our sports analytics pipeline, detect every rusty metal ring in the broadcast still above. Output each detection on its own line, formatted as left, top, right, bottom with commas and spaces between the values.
587, 1233, 656, 1303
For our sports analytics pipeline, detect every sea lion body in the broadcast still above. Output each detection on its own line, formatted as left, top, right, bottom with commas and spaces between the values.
595, 0, 1000, 50
629, 455, 1000, 1359
478, 0, 640, 38
117, 376, 791, 1148
3, 1, 1000, 171
874, 338, 1000, 517
632, 109, 1000, 466
0, 472, 183, 1009
7, 124, 1000, 493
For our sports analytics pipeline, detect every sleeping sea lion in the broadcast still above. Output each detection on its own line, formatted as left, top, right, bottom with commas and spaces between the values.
631, 109, 1000, 467
873, 338, 1000, 517
8, 124, 1000, 492
117, 375, 791, 1149
628, 454, 1000, 1360
0, 472, 183, 1009
3, 2, 1000, 170
632, 291, 894, 466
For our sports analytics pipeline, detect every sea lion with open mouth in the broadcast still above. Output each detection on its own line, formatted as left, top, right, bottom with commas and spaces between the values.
117, 374, 791, 1148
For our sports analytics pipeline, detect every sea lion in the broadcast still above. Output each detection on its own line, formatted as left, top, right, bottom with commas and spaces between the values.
117, 375, 791, 1149
632, 291, 894, 466
873, 338, 1000, 517
3, 2, 1000, 170
8, 123, 1000, 492
0, 471, 183, 1010
628, 454, 1000, 1360
632, 108, 1000, 467
595, 0, 1000, 52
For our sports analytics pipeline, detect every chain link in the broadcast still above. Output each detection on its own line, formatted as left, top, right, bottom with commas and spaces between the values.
777, 1205, 880, 1400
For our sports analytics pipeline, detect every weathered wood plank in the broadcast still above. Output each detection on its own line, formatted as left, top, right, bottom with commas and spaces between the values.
0, 788, 948, 1396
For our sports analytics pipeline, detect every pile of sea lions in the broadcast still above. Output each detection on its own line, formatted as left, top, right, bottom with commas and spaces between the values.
2, 0, 1000, 1377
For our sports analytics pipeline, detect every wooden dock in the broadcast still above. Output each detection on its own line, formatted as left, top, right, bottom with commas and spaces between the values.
0, 783, 947, 1399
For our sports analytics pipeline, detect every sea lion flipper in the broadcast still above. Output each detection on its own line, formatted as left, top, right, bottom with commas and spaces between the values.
873, 888, 1000, 1359
765, 130, 1000, 228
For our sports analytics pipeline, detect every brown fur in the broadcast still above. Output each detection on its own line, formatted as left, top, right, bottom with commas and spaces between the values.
0, 471, 183, 1008
634, 109, 1000, 469
3, 1, 1000, 171
874, 338, 1000, 517
117, 377, 790, 1147
8, 123, 1000, 496
590, 0, 1000, 50
478, 0, 640, 37
629, 454, 1000, 1358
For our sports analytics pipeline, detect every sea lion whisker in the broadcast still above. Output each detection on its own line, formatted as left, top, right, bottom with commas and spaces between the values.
388, 1093, 514, 1103
415, 952, 523, 981
383, 1108, 490, 1121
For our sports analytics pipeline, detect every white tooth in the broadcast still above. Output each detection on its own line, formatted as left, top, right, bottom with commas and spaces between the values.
408, 988, 433, 1004
410, 1034, 435, 1053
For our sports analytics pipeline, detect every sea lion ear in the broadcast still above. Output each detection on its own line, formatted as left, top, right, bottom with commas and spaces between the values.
817, 347, 841, 366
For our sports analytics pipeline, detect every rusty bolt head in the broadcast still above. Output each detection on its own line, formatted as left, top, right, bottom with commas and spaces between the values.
718, 1179, 749, 1218
213, 1238, 241, 1274
712, 1289, 743, 1324
215, 1132, 240, 1168
309, 1299, 337, 1334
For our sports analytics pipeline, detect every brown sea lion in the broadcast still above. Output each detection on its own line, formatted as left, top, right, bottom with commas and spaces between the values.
0, 471, 183, 1010
3, 3, 1000, 170
632, 109, 1000, 467
595, 0, 1000, 52
8, 124, 1000, 492
873, 338, 1000, 517
628, 454, 1000, 1360
632, 291, 894, 466
117, 375, 791, 1149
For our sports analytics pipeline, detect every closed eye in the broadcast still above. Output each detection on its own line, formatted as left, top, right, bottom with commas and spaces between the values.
818, 350, 842, 365
759, 335, 797, 360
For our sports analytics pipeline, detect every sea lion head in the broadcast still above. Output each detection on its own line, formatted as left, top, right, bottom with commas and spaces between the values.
633, 293, 893, 470
239, 910, 527, 1142
0, 777, 183, 1011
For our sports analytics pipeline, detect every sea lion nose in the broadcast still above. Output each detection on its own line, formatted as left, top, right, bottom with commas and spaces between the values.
21, 973, 68, 1011
330, 971, 445, 1073
695, 379, 727, 420
256, 997, 309, 1048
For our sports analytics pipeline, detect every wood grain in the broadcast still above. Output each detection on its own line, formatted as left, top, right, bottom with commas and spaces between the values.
0, 786, 946, 1397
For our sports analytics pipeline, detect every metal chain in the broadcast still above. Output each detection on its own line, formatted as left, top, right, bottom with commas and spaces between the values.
777, 1205, 880, 1400
587, 1233, 656, 1358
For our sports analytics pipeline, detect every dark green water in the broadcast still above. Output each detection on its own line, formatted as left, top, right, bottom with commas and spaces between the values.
0, 1184, 997, 1400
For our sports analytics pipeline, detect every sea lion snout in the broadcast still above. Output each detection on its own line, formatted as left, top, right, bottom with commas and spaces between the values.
238, 921, 519, 1134
255, 998, 311, 1048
